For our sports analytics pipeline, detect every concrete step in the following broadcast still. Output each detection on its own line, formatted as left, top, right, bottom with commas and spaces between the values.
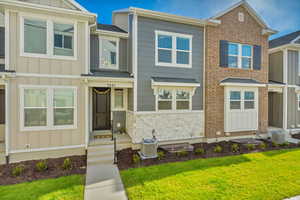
88, 144, 114, 152
88, 149, 114, 158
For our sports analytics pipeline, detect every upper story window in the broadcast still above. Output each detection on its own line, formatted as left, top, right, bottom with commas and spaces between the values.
228, 43, 252, 69
100, 36, 119, 70
21, 14, 77, 60
155, 30, 192, 68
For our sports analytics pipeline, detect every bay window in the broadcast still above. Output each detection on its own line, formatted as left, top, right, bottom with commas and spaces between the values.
229, 90, 256, 111
228, 42, 252, 69
157, 88, 192, 111
21, 86, 77, 131
156, 31, 192, 68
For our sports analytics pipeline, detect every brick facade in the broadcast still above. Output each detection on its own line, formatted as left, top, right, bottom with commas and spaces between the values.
205, 5, 269, 138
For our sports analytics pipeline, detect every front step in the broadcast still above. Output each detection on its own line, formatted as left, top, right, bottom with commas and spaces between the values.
92, 131, 112, 140
87, 144, 115, 165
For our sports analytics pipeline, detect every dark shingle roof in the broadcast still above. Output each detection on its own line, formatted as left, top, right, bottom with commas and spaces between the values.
97, 24, 127, 33
82, 70, 133, 79
220, 78, 263, 85
152, 77, 200, 84
269, 30, 300, 49
269, 80, 285, 85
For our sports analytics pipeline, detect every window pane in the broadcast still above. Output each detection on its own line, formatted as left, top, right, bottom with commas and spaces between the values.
101, 39, 117, 68
242, 45, 252, 57
54, 108, 74, 126
64, 35, 73, 49
176, 101, 189, 110
24, 19, 47, 54
54, 89, 74, 107
230, 101, 241, 109
230, 91, 241, 100
158, 101, 172, 110
242, 57, 251, 69
54, 34, 63, 48
245, 101, 254, 109
228, 43, 238, 55
115, 89, 124, 109
176, 51, 189, 64
245, 91, 254, 100
228, 56, 238, 68
158, 35, 172, 49
176, 37, 189, 50
158, 49, 172, 63
24, 89, 47, 107
53, 23, 74, 56
176, 90, 190, 100
158, 89, 172, 100
25, 108, 47, 127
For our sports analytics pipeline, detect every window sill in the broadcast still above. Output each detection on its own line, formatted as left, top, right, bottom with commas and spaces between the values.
21, 125, 77, 132
100, 66, 119, 70
156, 63, 192, 68
20, 53, 78, 61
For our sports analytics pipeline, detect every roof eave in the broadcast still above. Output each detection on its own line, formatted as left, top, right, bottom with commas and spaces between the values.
269, 43, 300, 53
220, 82, 266, 87
262, 28, 278, 36
94, 30, 129, 38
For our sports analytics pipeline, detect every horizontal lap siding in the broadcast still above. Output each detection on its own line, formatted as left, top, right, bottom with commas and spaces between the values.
269, 51, 283, 83
137, 17, 204, 111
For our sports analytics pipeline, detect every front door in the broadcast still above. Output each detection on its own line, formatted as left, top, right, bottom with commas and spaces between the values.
93, 88, 111, 131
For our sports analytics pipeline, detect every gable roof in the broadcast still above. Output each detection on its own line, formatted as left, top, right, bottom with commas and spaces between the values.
210, 0, 276, 34
97, 24, 127, 34
269, 30, 300, 49
66, 0, 89, 12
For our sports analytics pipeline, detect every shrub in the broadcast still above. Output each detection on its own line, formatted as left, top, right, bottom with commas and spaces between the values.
176, 151, 188, 157
246, 144, 255, 151
195, 148, 205, 155
272, 141, 279, 147
132, 154, 140, 164
36, 160, 48, 172
213, 145, 223, 153
280, 142, 289, 147
231, 144, 239, 153
157, 151, 165, 160
259, 142, 267, 150
62, 158, 72, 170
12, 165, 25, 176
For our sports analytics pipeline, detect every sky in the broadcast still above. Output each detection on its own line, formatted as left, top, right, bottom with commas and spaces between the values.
76, 0, 300, 39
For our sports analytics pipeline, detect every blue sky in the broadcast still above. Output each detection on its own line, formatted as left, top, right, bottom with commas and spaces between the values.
77, 0, 300, 39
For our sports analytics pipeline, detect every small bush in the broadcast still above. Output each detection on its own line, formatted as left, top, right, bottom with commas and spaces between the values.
231, 144, 239, 153
176, 151, 188, 157
195, 148, 205, 155
12, 165, 25, 176
259, 142, 267, 150
36, 160, 48, 172
62, 158, 72, 170
272, 141, 279, 147
132, 154, 140, 164
246, 144, 255, 151
157, 151, 165, 160
280, 142, 289, 147
213, 145, 223, 153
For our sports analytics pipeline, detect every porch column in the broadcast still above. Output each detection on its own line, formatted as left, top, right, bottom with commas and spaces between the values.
85, 84, 89, 149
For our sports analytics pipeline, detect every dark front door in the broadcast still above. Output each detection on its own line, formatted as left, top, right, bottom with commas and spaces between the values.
93, 88, 111, 131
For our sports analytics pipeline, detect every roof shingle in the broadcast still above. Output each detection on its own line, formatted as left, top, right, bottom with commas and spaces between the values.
269, 30, 300, 49
97, 24, 127, 34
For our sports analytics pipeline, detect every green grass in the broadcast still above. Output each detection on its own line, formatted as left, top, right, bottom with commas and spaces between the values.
121, 149, 300, 200
0, 175, 85, 200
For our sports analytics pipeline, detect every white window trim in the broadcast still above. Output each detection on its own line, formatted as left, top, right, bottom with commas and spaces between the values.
99, 36, 119, 70
111, 88, 127, 111
20, 13, 78, 60
154, 87, 194, 112
155, 30, 193, 68
297, 94, 300, 111
228, 42, 253, 69
228, 89, 257, 112
20, 85, 78, 132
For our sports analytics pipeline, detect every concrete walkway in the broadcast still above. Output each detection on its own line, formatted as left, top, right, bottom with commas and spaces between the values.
285, 196, 300, 200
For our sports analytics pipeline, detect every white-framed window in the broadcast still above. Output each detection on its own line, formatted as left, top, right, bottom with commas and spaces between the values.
156, 88, 192, 111
297, 94, 300, 111
155, 30, 192, 68
111, 88, 127, 111
228, 42, 252, 69
244, 91, 255, 110
99, 36, 119, 70
229, 90, 256, 111
20, 14, 77, 60
230, 91, 241, 110
20, 86, 77, 131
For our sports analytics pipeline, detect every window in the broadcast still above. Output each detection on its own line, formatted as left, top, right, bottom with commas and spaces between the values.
298, 94, 300, 111
158, 89, 173, 110
54, 23, 74, 56
176, 90, 190, 110
156, 31, 192, 68
156, 88, 192, 111
21, 86, 77, 131
230, 91, 241, 110
100, 37, 119, 69
229, 90, 256, 111
228, 43, 252, 69
244, 91, 255, 109
21, 15, 77, 59
114, 89, 124, 109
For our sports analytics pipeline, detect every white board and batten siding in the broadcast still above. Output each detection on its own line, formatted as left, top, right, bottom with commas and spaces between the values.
224, 86, 259, 132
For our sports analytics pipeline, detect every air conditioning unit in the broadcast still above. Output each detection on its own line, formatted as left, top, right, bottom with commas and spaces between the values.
271, 130, 286, 144
140, 138, 158, 159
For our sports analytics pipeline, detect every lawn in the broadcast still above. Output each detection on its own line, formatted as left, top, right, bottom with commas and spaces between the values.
121, 149, 300, 200
0, 175, 84, 200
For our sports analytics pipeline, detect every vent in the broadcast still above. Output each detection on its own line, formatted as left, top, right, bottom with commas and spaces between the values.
238, 12, 244, 22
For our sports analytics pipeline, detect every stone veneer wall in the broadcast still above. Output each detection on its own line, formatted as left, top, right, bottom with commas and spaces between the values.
127, 111, 204, 144
205, 5, 269, 139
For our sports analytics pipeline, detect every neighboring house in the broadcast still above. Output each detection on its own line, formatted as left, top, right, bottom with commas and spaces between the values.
0, 0, 277, 164
269, 31, 300, 133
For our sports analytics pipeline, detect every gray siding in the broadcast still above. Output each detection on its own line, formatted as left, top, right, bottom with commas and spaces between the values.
90, 35, 128, 72
287, 50, 300, 85
127, 14, 133, 74
127, 88, 133, 111
112, 111, 126, 133
137, 17, 204, 111
269, 51, 283, 83
287, 88, 300, 129
268, 92, 283, 128
0, 27, 4, 58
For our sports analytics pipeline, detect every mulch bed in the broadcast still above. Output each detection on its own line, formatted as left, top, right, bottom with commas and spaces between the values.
117, 140, 299, 170
0, 155, 86, 186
